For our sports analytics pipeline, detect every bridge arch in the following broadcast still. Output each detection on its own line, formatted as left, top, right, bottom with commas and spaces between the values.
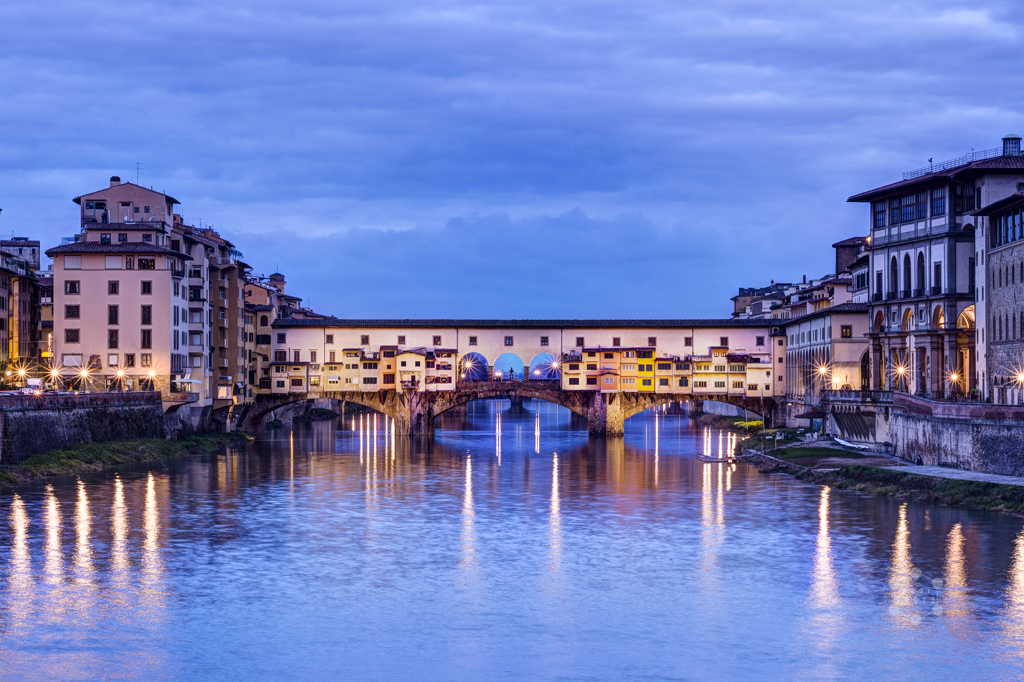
459, 352, 489, 381
492, 352, 525, 381
529, 352, 560, 380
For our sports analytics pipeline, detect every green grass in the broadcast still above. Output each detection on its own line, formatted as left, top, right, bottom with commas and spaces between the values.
795, 465, 1024, 514
0, 432, 253, 486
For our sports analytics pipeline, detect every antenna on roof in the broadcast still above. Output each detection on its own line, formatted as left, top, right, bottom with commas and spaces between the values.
136, 162, 140, 184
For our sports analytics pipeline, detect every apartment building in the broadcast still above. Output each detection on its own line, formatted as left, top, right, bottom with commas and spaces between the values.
850, 134, 1024, 398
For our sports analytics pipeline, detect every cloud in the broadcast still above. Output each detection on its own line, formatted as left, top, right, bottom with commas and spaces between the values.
0, 0, 1022, 316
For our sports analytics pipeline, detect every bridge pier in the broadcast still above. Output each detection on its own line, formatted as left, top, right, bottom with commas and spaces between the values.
581, 392, 625, 437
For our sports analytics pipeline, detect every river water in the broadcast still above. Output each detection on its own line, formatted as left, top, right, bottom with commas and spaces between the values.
2, 400, 1024, 680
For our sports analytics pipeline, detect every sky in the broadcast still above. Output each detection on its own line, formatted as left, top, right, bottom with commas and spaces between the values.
1, 0, 1023, 319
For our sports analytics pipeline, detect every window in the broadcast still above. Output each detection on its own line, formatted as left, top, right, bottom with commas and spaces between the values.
400, 360, 407, 367
100, 233, 111, 244
604, 377, 615, 385
383, 373, 395, 384
756, 336, 765, 346
504, 336, 514, 346
641, 379, 652, 387
568, 364, 579, 371
65, 280, 80, 294
108, 329, 119, 349
659, 378, 669, 386
106, 354, 119, 367
310, 350, 317, 363
138, 258, 155, 270
695, 380, 707, 388
291, 378, 303, 387
587, 363, 597, 370
568, 378, 580, 385
728, 364, 744, 372
326, 335, 334, 344
363, 377, 378, 385
141, 281, 152, 295
123, 353, 135, 367
720, 337, 728, 347
714, 381, 726, 388
433, 335, 442, 346
141, 329, 151, 349
612, 337, 620, 346
65, 304, 80, 319
329, 351, 336, 363
293, 350, 301, 362
108, 305, 118, 325
679, 377, 688, 387
873, 201, 886, 228
276, 380, 286, 389
954, 184, 975, 213
657, 363, 671, 370
362, 362, 378, 370
359, 335, 370, 345
108, 281, 119, 295
605, 353, 615, 359
125, 256, 134, 270
931, 187, 946, 216
586, 377, 597, 385
65, 329, 80, 343
260, 315, 269, 327
648, 337, 657, 347
142, 234, 152, 243
64, 255, 81, 270
576, 337, 585, 347
841, 325, 852, 338
684, 337, 692, 346
732, 381, 743, 389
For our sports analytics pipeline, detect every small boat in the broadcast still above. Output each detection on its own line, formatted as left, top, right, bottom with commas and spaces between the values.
696, 454, 734, 463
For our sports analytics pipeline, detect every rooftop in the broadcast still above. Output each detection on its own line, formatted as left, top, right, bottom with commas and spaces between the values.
45, 242, 193, 258
849, 152, 1024, 203
272, 317, 777, 329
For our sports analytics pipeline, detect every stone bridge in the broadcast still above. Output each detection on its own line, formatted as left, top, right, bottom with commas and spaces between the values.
240, 381, 777, 437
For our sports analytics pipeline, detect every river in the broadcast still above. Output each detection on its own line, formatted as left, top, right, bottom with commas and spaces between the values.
2, 399, 1024, 680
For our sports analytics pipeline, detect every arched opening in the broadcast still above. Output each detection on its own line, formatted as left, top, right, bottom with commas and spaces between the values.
873, 310, 885, 333
957, 305, 975, 330
528, 352, 561, 380
860, 350, 869, 389
890, 256, 898, 295
492, 352, 525, 381
901, 308, 914, 332
903, 253, 912, 296
459, 352, 489, 381
260, 315, 268, 327
916, 252, 925, 293
931, 305, 945, 330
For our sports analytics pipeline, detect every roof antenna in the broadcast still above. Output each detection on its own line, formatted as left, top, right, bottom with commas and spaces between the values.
136, 162, 140, 184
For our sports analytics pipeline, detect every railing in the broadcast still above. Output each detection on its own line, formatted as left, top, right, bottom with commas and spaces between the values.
903, 147, 1001, 180
872, 293, 882, 302
913, 287, 924, 297
886, 292, 898, 301
188, 295, 206, 302
901, 289, 911, 299
930, 286, 942, 295
171, 268, 185, 278
823, 389, 894, 404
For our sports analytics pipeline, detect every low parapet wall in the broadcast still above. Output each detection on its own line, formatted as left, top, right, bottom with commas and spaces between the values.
0, 392, 166, 464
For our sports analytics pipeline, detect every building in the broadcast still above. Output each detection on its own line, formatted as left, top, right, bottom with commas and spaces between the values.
848, 134, 1024, 398
972, 190, 1024, 403
0, 237, 41, 270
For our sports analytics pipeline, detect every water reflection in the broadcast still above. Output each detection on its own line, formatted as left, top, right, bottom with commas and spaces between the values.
4, 401, 1024, 680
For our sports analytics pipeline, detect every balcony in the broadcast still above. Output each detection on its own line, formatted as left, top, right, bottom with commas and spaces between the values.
885, 292, 898, 301
901, 289, 911, 299
913, 287, 924, 297
171, 268, 185, 278
188, 295, 206, 303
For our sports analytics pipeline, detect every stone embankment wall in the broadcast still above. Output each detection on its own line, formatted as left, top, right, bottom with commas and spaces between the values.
0, 393, 166, 464
890, 395, 1024, 475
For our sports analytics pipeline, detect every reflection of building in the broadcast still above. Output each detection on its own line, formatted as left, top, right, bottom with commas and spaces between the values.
848, 134, 1024, 397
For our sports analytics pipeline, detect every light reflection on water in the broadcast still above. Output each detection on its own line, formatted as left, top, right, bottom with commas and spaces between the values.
1, 399, 1024, 680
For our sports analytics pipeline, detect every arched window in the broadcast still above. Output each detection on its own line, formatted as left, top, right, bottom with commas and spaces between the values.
903, 254, 912, 295
260, 315, 268, 327
916, 252, 925, 292
890, 256, 899, 294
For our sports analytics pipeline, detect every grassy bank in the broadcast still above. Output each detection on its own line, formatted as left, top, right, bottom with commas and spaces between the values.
0, 432, 253, 487
766, 463, 1024, 515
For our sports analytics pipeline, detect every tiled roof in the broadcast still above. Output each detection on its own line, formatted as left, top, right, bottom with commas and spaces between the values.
272, 318, 776, 329
74, 181, 180, 205
247, 304, 275, 311
972, 192, 1024, 216
45, 242, 193, 259
781, 302, 869, 327
831, 236, 868, 247
848, 155, 1024, 202
82, 222, 170, 231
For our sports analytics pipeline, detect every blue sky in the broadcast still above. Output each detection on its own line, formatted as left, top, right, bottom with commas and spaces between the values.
1, 0, 1022, 317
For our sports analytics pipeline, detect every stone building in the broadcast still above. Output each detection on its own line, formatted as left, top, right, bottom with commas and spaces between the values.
848, 134, 1024, 398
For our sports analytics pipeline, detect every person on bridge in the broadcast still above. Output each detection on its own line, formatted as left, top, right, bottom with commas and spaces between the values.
508, 368, 514, 381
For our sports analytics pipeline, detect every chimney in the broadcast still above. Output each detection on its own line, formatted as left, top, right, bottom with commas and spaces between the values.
1003, 135, 1021, 157
110, 175, 121, 187
802, 274, 806, 284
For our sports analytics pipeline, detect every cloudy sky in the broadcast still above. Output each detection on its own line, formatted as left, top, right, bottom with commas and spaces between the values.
1, 0, 1021, 318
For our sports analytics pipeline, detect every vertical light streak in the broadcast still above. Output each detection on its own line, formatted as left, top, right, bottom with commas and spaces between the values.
943, 523, 972, 628
9, 493, 32, 591
74, 479, 94, 581
143, 472, 163, 582
888, 503, 918, 625
534, 411, 540, 454
496, 412, 502, 466
1002, 528, 1024, 650
549, 452, 562, 570
716, 455, 724, 526
460, 456, 476, 571
111, 476, 129, 577
44, 485, 63, 583
810, 487, 839, 608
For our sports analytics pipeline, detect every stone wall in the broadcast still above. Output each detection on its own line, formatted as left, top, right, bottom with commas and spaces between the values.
891, 394, 1024, 474
0, 392, 166, 464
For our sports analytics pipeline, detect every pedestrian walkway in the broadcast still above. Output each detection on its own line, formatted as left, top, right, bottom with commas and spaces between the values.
879, 461, 1024, 487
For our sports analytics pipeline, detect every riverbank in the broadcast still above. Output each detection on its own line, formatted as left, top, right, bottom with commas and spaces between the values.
0, 432, 253, 487
759, 459, 1024, 515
